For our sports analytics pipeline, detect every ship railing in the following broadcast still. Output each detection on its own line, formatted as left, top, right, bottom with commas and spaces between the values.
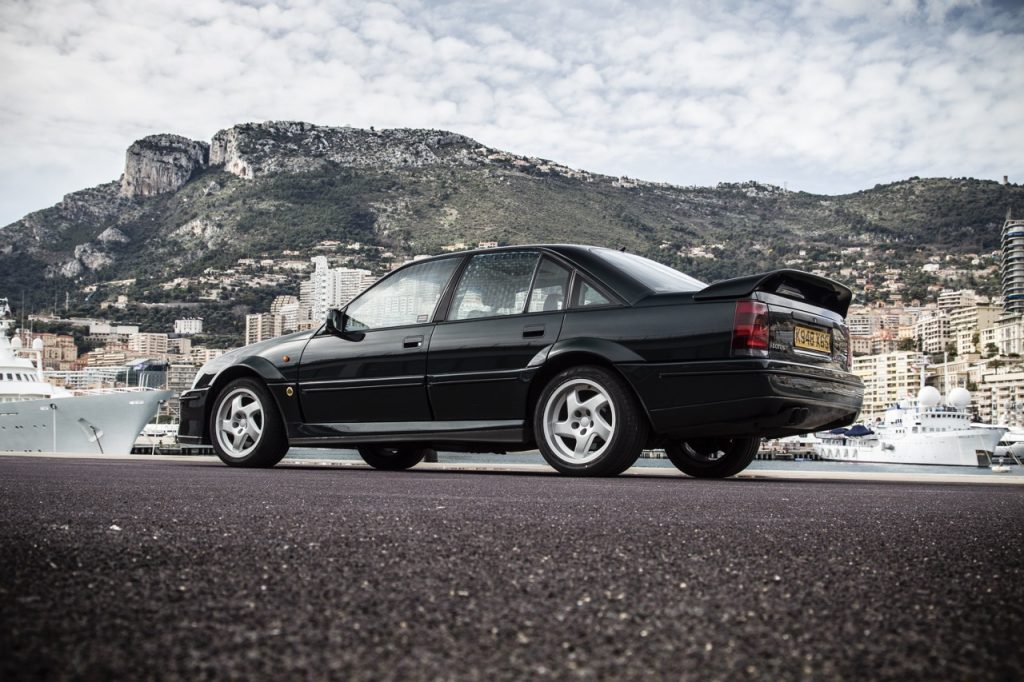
69, 386, 169, 397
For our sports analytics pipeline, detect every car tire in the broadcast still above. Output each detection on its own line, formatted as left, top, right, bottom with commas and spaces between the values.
663, 437, 759, 478
357, 446, 432, 470
209, 378, 289, 467
534, 365, 649, 477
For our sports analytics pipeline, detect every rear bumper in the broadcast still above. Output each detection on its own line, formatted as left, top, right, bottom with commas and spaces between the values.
176, 388, 210, 445
619, 359, 863, 440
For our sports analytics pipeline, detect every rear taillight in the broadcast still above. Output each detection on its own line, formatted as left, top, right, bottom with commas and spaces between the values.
732, 300, 770, 357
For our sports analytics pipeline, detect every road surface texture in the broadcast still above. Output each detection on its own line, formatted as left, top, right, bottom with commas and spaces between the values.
2, 456, 1023, 680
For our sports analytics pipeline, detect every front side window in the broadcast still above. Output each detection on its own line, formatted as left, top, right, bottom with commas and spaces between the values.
345, 258, 459, 331
449, 251, 540, 321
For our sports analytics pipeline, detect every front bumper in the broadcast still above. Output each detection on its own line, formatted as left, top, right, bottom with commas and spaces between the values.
619, 359, 864, 440
176, 388, 210, 445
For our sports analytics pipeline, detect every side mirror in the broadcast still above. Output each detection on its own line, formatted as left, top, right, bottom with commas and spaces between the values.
325, 309, 345, 335
325, 309, 364, 341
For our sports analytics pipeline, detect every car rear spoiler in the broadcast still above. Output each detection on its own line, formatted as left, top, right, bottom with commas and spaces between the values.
693, 269, 853, 317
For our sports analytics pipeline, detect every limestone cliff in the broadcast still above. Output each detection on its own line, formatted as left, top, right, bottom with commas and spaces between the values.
120, 134, 209, 197
209, 121, 479, 179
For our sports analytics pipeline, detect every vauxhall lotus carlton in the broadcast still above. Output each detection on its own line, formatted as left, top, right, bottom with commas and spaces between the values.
178, 245, 863, 477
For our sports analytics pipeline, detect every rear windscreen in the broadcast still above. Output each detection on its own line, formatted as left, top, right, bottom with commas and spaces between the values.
592, 248, 706, 293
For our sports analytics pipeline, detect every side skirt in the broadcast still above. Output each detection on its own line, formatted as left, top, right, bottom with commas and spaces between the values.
288, 419, 527, 446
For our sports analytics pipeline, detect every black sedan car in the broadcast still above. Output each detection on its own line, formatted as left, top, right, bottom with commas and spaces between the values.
178, 245, 863, 477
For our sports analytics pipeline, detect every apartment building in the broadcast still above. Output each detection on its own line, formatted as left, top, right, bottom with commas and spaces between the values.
980, 315, 1024, 356
174, 318, 203, 335
245, 313, 284, 345
850, 332, 902, 356
937, 289, 977, 313
1001, 216, 1024, 315
15, 331, 78, 370
128, 333, 170, 355
191, 347, 227, 366
307, 257, 377, 323
949, 305, 1002, 355
977, 368, 1024, 427
852, 351, 922, 421
271, 295, 300, 333
914, 313, 950, 354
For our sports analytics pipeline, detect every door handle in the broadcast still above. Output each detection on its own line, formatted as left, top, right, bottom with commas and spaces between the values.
403, 335, 424, 349
522, 325, 545, 338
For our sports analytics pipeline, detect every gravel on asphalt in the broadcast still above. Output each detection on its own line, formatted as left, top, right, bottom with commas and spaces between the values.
1, 456, 1023, 680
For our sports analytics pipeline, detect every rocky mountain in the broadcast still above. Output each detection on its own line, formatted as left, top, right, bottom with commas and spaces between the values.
2, 120, 1022, 332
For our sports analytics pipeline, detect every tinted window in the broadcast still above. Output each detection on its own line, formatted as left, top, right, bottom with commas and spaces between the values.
592, 248, 706, 293
450, 251, 540, 321
577, 279, 611, 307
345, 258, 459, 330
527, 258, 571, 313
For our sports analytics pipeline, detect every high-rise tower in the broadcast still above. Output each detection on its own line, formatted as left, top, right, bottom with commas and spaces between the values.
1001, 212, 1024, 315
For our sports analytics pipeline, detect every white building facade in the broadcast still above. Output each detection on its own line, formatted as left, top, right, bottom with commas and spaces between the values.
306, 257, 377, 324
852, 351, 922, 422
173, 318, 204, 335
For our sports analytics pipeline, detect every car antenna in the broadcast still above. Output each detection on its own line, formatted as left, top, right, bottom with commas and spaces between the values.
618, 246, 627, 252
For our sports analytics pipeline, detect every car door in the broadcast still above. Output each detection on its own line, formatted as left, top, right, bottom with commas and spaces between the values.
297, 257, 461, 426
427, 252, 570, 422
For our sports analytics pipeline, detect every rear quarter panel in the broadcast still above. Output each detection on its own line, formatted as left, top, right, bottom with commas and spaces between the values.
558, 299, 735, 364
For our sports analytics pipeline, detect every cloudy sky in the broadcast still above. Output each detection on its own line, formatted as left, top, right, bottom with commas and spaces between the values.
0, 0, 1022, 226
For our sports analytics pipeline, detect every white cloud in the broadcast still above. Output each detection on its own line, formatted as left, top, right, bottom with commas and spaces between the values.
0, 0, 1021, 226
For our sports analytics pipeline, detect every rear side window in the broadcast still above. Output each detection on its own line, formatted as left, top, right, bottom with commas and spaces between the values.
575, 278, 612, 307
527, 258, 571, 313
449, 251, 540, 320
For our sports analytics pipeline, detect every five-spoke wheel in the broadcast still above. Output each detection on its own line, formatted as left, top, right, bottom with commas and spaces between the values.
535, 365, 648, 476
210, 378, 288, 467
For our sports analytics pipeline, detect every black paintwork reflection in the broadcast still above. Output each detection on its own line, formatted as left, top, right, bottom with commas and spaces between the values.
297, 326, 433, 423
428, 312, 564, 420
560, 303, 732, 363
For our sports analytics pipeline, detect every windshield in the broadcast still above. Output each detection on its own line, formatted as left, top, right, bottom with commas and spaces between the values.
593, 249, 706, 293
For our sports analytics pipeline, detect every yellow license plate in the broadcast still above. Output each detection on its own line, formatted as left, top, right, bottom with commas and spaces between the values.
794, 325, 831, 354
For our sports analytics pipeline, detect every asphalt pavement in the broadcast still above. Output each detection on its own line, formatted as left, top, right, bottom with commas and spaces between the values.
2, 455, 1023, 680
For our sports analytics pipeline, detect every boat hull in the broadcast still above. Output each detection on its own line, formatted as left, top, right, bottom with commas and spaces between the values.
0, 390, 173, 455
814, 428, 1005, 466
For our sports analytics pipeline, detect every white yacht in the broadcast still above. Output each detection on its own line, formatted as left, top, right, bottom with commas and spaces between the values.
993, 427, 1024, 460
814, 386, 1005, 467
0, 298, 172, 454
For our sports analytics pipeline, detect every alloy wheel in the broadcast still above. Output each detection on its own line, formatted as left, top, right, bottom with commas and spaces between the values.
542, 378, 617, 464
214, 387, 265, 459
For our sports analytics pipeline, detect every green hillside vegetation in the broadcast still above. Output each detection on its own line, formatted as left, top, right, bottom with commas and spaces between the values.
2, 125, 1022, 340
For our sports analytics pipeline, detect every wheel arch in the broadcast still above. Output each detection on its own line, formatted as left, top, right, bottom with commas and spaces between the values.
203, 359, 285, 442
526, 341, 654, 444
